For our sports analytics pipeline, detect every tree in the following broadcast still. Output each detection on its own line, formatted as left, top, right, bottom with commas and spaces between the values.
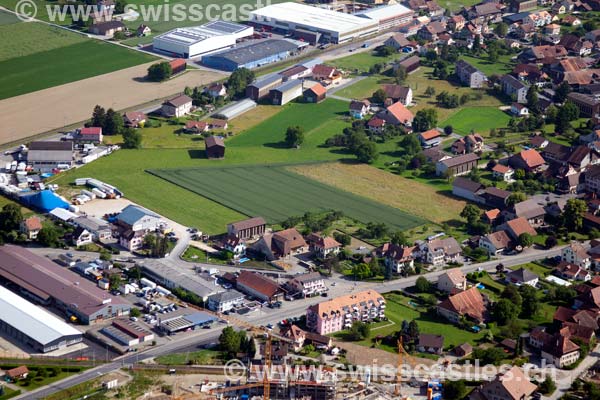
554, 81, 571, 103
444, 125, 453, 135
399, 134, 421, 155
285, 125, 305, 148
519, 232, 533, 248
147, 62, 172, 82
494, 22, 508, 37
545, 236, 558, 249
130, 308, 141, 318
443, 380, 467, 400
424, 86, 436, 97
526, 85, 539, 113
376, 45, 395, 57
460, 204, 481, 224
501, 285, 523, 308
415, 276, 432, 293
407, 320, 420, 342
488, 48, 499, 63
539, 377, 557, 395
219, 326, 242, 355
519, 284, 539, 318
104, 108, 124, 135
493, 298, 519, 325
348, 321, 371, 340
507, 192, 526, 206
122, 127, 142, 149
563, 198, 587, 231
354, 141, 378, 164
390, 231, 409, 246
395, 65, 407, 84
109, 274, 123, 290
38, 224, 60, 247
0, 203, 23, 233
333, 232, 351, 246
413, 108, 438, 132
372, 88, 386, 104
227, 68, 255, 98
91, 105, 106, 127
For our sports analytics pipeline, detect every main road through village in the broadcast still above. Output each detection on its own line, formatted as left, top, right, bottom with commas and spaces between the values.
17, 243, 573, 400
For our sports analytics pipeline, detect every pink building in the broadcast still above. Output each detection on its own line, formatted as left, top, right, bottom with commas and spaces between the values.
306, 290, 385, 335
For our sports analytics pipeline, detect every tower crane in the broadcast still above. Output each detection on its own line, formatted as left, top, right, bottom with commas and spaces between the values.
394, 336, 418, 399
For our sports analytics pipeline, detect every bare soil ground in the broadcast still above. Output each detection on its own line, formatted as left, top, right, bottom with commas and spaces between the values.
288, 163, 466, 224
0, 63, 225, 145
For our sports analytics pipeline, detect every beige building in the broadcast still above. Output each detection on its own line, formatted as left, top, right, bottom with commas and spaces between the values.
437, 268, 466, 293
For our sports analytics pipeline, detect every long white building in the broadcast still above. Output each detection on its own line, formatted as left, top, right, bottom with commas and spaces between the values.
249, 2, 378, 44
355, 3, 414, 31
153, 20, 254, 58
0, 286, 83, 353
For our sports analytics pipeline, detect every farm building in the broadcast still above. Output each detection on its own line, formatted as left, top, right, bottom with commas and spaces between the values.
27, 141, 73, 171
89, 21, 125, 37
396, 55, 420, 73
246, 74, 283, 100
202, 39, 304, 71
270, 80, 303, 106
354, 3, 414, 31
169, 58, 187, 75
212, 99, 257, 119
153, 20, 253, 58
0, 286, 83, 353
304, 83, 327, 103
76, 127, 103, 144
227, 217, 267, 239
249, 2, 378, 44
205, 136, 225, 159
0, 245, 131, 324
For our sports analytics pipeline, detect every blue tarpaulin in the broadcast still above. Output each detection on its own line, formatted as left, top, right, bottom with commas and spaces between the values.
22, 190, 69, 213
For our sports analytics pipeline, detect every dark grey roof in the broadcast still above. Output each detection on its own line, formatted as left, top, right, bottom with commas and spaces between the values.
249, 74, 282, 90
205, 39, 299, 66
500, 74, 527, 90
29, 141, 72, 151
270, 79, 302, 94
506, 267, 538, 283
441, 153, 479, 168
453, 177, 483, 193
205, 136, 225, 148
208, 289, 244, 303
456, 59, 480, 75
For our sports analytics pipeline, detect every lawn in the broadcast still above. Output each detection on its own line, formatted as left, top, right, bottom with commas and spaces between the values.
150, 164, 427, 230
0, 9, 19, 25
335, 75, 395, 100
155, 349, 222, 365
0, 22, 155, 99
0, 386, 20, 400
460, 54, 516, 76
328, 51, 403, 73
509, 262, 553, 278
440, 107, 512, 136
334, 292, 485, 351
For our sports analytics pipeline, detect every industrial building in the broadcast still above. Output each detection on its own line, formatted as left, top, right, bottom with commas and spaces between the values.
153, 20, 253, 58
202, 39, 304, 71
0, 286, 83, 353
27, 141, 73, 171
246, 74, 283, 101
141, 262, 220, 301
249, 2, 378, 44
159, 312, 216, 334
0, 245, 131, 324
355, 3, 414, 31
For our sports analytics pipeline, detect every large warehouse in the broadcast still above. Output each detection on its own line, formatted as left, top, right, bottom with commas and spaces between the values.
249, 2, 378, 44
355, 3, 414, 31
0, 245, 131, 324
202, 39, 304, 71
153, 20, 254, 58
0, 286, 83, 353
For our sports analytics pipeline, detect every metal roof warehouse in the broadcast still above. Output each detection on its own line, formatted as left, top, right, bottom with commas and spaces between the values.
0, 286, 83, 353
0, 245, 131, 324
160, 312, 216, 334
249, 2, 378, 44
202, 39, 303, 71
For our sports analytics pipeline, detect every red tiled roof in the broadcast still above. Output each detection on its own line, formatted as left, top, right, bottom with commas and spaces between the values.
237, 271, 281, 298
438, 287, 486, 321
386, 102, 414, 123
419, 129, 441, 141
308, 83, 326, 96
506, 217, 537, 237
81, 127, 102, 135
492, 164, 512, 174
23, 216, 42, 231
517, 149, 546, 169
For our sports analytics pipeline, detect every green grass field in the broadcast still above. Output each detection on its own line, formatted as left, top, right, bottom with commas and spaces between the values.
155, 349, 222, 365
0, 35, 155, 99
150, 165, 427, 230
334, 292, 485, 351
460, 54, 516, 76
328, 50, 403, 73
335, 76, 395, 100
441, 107, 511, 136
0, 22, 85, 62
0, 9, 19, 25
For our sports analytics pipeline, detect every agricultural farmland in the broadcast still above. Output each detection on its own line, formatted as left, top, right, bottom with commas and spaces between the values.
148, 165, 427, 230
0, 21, 155, 99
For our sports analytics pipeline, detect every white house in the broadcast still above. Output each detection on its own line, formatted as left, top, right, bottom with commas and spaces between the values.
561, 242, 591, 269
505, 267, 539, 287
207, 290, 245, 313
223, 235, 246, 258
161, 94, 193, 118
287, 272, 326, 297
437, 268, 466, 293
